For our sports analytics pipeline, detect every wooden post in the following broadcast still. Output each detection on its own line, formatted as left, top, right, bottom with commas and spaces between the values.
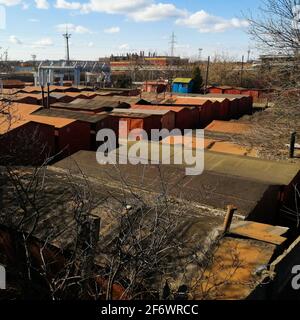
290, 132, 297, 159
223, 205, 237, 234
240, 55, 245, 87
47, 83, 50, 109
41, 85, 45, 108
78, 214, 100, 281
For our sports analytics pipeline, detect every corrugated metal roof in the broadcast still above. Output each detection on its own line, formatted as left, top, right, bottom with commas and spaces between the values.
0, 103, 42, 134
28, 114, 76, 128
54, 149, 300, 216
33, 108, 109, 123
205, 93, 249, 99
92, 95, 149, 105
52, 99, 122, 111
110, 112, 151, 119
1, 89, 19, 95
61, 92, 85, 97
112, 108, 172, 116
173, 95, 229, 103
173, 78, 193, 84
131, 104, 191, 112
12, 93, 43, 99
70, 99, 88, 104
49, 92, 68, 99
19, 85, 81, 93
209, 85, 233, 90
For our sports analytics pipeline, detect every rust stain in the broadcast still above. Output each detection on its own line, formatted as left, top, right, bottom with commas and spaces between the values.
205, 120, 252, 135
193, 237, 276, 300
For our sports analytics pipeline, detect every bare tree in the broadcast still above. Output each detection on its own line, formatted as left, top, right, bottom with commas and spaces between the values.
247, 0, 300, 53
0, 158, 248, 300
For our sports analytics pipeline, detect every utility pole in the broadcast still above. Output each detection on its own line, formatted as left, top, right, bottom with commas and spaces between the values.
240, 55, 245, 87
31, 54, 37, 71
63, 27, 71, 65
169, 32, 177, 57
290, 132, 297, 159
63, 26, 71, 82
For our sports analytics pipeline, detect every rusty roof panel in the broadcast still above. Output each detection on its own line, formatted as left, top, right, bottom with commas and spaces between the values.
229, 221, 288, 245
33, 108, 109, 123
112, 108, 172, 116
28, 114, 76, 128
205, 120, 252, 135
0, 103, 42, 134
210, 141, 257, 157
193, 237, 276, 300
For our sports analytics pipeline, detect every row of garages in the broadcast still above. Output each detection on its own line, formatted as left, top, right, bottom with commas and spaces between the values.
159, 94, 253, 127
0, 103, 92, 165
10, 92, 100, 105
3, 85, 140, 97
207, 85, 269, 101
0, 91, 254, 165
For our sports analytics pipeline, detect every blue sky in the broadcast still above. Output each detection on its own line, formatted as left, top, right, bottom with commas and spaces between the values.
0, 0, 262, 61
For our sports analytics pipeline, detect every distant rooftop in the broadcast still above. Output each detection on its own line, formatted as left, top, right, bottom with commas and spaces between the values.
173, 78, 193, 84
32, 108, 109, 123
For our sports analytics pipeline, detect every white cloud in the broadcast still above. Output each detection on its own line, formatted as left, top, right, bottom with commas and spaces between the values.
88, 41, 94, 47
176, 10, 249, 33
0, 0, 22, 6
9, 35, 22, 45
35, 0, 49, 9
55, 23, 92, 34
28, 18, 39, 22
81, 0, 149, 14
59, 0, 185, 22
51, 0, 249, 30
129, 3, 186, 22
104, 26, 120, 34
119, 43, 130, 50
55, 0, 81, 10
31, 37, 53, 48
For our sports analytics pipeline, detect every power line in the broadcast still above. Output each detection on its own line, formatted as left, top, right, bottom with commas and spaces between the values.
169, 32, 177, 57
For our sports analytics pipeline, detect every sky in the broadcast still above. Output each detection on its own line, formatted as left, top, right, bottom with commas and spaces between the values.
0, 0, 263, 61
